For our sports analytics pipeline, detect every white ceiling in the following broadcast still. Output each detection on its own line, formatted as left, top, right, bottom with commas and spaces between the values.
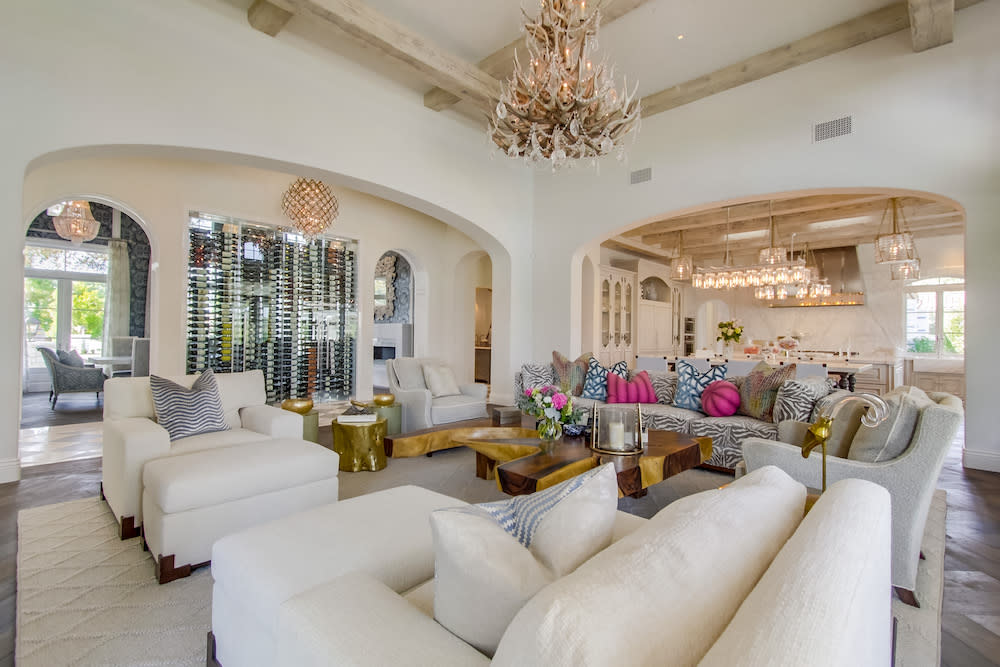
228, 0, 898, 102
354, 0, 894, 97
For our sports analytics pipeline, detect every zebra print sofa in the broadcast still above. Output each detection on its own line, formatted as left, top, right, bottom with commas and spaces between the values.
515, 366, 849, 470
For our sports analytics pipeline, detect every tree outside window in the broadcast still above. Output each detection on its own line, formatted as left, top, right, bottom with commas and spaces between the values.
905, 278, 964, 356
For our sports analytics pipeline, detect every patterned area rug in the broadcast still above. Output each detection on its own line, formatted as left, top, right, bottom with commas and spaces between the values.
16, 498, 211, 666
893, 489, 947, 666
15, 488, 947, 665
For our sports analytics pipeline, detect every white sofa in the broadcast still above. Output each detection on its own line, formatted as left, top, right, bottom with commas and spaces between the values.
386, 357, 488, 432
208, 467, 892, 666
102, 369, 304, 538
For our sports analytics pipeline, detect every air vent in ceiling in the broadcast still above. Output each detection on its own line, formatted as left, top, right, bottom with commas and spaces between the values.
630, 167, 652, 185
813, 115, 852, 143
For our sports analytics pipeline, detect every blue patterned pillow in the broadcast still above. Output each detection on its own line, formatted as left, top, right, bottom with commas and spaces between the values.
673, 361, 728, 412
150, 369, 230, 441
581, 357, 628, 401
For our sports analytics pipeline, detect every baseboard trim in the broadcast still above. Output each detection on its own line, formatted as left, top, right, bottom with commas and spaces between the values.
963, 448, 1000, 473
0, 457, 22, 483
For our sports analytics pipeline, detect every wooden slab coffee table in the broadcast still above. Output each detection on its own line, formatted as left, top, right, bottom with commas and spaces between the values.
463, 430, 712, 498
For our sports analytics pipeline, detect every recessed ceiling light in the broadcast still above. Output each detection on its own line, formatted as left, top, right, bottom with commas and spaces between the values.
677, 34, 684, 40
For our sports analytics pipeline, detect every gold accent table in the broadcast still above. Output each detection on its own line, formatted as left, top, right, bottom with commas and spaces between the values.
330, 417, 387, 472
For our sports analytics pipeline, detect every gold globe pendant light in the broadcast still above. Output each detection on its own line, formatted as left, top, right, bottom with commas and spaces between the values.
281, 178, 339, 238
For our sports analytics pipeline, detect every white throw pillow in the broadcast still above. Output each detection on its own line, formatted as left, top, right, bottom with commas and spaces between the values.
423, 364, 461, 397
431, 464, 618, 656
491, 466, 806, 667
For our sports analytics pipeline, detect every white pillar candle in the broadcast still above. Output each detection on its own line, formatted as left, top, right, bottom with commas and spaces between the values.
608, 422, 625, 450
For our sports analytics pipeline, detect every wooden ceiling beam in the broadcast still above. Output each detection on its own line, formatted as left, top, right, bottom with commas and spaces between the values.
602, 235, 675, 261
423, 0, 655, 112
637, 198, 953, 246
908, 0, 955, 52
685, 218, 965, 260
624, 194, 888, 238
640, 0, 982, 118
248, 0, 294, 37
266, 0, 502, 108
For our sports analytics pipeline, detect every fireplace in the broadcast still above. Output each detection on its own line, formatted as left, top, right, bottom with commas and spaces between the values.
373, 323, 413, 388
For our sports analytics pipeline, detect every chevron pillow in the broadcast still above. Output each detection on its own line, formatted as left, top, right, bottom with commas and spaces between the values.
430, 464, 617, 655
150, 369, 230, 441
673, 361, 728, 412
581, 357, 628, 401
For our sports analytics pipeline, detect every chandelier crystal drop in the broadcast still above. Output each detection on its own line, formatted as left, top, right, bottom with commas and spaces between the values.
52, 200, 100, 245
281, 178, 339, 238
489, 0, 641, 169
874, 198, 916, 264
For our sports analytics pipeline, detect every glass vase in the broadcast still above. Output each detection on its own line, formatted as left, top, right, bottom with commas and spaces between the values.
537, 418, 563, 447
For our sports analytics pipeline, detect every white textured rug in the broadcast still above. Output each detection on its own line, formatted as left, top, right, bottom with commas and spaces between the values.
16, 498, 211, 666
892, 489, 947, 667
16, 488, 948, 666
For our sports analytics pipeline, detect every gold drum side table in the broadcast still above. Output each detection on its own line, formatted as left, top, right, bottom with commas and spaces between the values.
331, 417, 388, 472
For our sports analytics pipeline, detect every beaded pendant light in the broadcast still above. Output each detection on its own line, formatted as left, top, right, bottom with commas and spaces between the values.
281, 178, 339, 238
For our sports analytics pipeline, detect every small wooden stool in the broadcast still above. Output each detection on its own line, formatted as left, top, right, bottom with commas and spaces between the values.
492, 406, 522, 426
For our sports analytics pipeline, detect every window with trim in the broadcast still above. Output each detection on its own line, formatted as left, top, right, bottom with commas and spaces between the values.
905, 277, 964, 356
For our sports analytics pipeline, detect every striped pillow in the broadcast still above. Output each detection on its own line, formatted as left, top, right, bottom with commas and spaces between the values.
150, 369, 230, 441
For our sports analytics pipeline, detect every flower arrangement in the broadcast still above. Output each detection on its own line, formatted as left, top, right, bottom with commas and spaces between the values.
717, 320, 744, 344
518, 385, 581, 441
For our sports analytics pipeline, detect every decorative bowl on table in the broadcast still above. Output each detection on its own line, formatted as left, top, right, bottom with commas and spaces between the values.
372, 393, 396, 407
280, 398, 314, 415
563, 423, 589, 438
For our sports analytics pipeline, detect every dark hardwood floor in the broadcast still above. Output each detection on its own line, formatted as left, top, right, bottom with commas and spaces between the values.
20, 391, 103, 429
0, 436, 996, 665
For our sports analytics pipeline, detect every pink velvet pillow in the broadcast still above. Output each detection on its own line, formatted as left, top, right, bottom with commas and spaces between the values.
702, 380, 741, 417
607, 370, 657, 404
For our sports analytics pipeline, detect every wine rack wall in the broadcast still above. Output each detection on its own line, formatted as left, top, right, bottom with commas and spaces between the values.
186, 213, 358, 402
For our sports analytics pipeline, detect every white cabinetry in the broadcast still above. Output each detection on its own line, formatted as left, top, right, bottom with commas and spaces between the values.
637, 299, 673, 356
596, 266, 636, 368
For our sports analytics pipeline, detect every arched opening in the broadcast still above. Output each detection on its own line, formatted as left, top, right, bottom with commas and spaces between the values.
21, 197, 153, 434
453, 251, 492, 388
372, 250, 414, 389
572, 188, 965, 399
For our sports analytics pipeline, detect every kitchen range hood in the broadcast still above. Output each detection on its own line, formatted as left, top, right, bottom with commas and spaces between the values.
770, 246, 865, 308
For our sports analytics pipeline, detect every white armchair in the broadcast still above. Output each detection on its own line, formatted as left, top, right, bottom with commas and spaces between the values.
386, 357, 487, 432
741, 389, 963, 606
101, 369, 302, 539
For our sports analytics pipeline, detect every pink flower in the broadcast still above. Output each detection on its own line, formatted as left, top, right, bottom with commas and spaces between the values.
551, 393, 568, 410
524, 388, 533, 397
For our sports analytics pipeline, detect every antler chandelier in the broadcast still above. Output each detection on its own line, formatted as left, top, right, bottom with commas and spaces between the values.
489, 0, 641, 169
281, 178, 339, 238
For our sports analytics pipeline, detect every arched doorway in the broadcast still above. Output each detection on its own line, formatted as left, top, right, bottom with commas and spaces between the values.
21, 198, 153, 430
372, 250, 414, 389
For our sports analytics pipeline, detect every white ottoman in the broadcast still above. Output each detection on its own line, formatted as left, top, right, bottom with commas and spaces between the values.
209, 485, 466, 667
141, 438, 340, 584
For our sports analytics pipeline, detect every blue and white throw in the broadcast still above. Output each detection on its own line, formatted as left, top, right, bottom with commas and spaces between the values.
150, 369, 230, 441
470, 464, 611, 548
581, 357, 628, 401
673, 361, 727, 412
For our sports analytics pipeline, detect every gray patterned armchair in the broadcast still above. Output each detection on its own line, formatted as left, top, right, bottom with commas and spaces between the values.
38, 347, 106, 408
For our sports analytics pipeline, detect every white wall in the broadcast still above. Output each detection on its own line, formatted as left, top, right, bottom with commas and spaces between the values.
533, 2, 1000, 470
0, 0, 535, 480
23, 154, 487, 393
